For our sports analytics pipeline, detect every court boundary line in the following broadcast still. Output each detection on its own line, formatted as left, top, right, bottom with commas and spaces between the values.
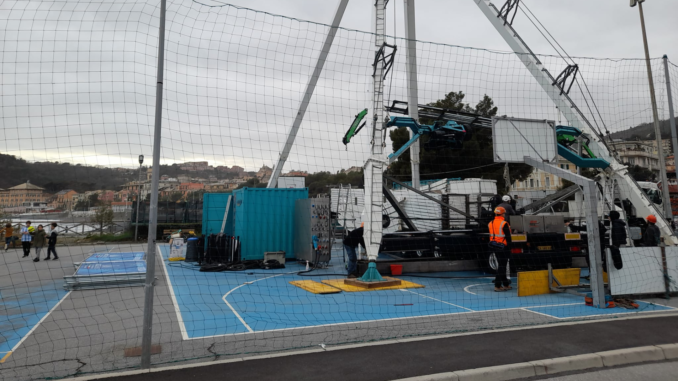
156, 247, 678, 341
184, 301, 675, 341
158, 244, 190, 340
0, 290, 72, 363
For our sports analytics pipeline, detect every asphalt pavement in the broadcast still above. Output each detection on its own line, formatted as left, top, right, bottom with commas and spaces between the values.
104, 315, 678, 381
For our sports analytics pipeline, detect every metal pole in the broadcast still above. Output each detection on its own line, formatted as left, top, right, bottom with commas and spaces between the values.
524, 157, 605, 308
134, 164, 142, 241
637, 2, 672, 218
403, 0, 420, 189
141, 0, 166, 369
664, 55, 678, 223
267, 0, 349, 188
363, 0, 387, 261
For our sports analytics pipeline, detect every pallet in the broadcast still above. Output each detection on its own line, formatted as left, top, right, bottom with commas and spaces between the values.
343, 277, 402, 289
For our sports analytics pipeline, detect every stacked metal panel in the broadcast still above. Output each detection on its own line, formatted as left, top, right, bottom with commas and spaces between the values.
64, 252, 147, 290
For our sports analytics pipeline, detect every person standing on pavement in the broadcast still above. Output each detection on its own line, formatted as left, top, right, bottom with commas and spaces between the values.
643, 215, 660, 247
488, 207, 512, 292
20, 221, 33, 258
46, 222, 59, 260
33, 224, 47, 262
1, 223, 13, 251
343, 222, 365, 279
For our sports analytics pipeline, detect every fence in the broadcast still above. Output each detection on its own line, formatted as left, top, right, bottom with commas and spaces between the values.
1, 1, 678, 380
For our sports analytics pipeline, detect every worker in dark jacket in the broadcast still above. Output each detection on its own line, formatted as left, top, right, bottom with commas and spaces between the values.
643, 215, 661, 247
343, 223, 366, 279
488, 207, 512, 292
608, 211, 626, 269
609, 211, 627, 246
497, 195, 516, 216
567, 220, 607, 277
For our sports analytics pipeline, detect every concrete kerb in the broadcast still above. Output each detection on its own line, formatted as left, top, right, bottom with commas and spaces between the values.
394, 344, 675, 381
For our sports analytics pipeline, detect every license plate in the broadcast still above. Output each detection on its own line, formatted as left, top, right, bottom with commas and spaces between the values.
537, 246, 552, 251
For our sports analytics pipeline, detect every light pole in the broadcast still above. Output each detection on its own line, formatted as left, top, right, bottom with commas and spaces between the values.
134, 154, 144, 241
631, 0, 672, 218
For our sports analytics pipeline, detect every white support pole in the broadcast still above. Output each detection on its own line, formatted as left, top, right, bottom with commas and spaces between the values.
141, 0, 167, 369
267, 0, 349, 188
525, 157, 605, 308
363, 0, 387, 260
637, 2, 672, 219
665, 55, 678, 223
403, 0, 420, 189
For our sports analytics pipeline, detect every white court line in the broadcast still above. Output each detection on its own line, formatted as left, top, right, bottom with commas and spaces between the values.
463, 283, 486, 295
521, 308, 563, 320
222, 273, 289, 334
2, 290, 72, 362
638, 300, 678, 310
157, 244, 189, 340
400, 289, 475, 312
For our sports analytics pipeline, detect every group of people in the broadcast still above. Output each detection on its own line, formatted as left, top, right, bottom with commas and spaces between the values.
0, 221, 59, 261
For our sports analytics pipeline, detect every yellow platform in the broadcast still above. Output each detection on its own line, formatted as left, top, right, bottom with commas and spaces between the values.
517, 268, 581, 297
321, 277, 424, 292
289, 280, 342, 294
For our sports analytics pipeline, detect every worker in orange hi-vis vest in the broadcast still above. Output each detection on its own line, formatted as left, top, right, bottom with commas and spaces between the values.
488, 206, 512, 292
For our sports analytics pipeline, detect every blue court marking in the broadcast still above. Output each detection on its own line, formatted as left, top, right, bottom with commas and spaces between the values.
158, 245, 676, 339
0, 281, 69, 355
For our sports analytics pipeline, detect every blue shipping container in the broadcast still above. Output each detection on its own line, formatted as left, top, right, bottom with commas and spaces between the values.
231, 187, 308, 260
202, 193, 234, 236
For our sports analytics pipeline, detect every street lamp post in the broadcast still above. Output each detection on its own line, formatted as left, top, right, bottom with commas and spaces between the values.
134, 154, 144, 241
631, 0, 672, 219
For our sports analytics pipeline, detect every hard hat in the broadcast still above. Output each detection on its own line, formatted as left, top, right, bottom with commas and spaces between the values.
502, 195, 511, 202
647, 215, 657, 224
494, 206, 506, 215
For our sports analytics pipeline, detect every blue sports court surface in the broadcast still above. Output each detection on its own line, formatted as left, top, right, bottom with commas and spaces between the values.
157, 245, 675, 340
0, 282, 69, 362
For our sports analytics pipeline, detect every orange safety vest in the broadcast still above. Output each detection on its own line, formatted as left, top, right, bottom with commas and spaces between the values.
488, 217, 508, 245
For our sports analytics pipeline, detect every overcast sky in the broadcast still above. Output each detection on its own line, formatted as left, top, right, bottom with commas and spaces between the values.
219, 0, 678, 60
1, 0, 677, 173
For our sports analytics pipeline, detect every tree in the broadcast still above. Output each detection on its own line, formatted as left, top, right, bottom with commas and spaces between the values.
387, 91, 532, 193
88, 193, 101, 206
627, 164, 656, 182
91, 204, 114, 235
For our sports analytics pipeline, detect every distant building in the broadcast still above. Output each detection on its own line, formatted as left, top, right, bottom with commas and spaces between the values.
216, 165, 245, 176
177, 182, 205, 197
257, 165, 273, 183
635, 138, 672, 157
111, 201, 133, 212
284, 170, 308, 177
0, 181, 51, 208
99, 190, 116, 203
513, 158, 577, 192
609, 140, 660, 174
54, 189, 78, 210
180, 161, 212, 171
341, 166, 362, 174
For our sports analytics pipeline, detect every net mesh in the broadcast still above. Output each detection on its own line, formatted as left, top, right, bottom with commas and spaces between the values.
1, 1, 678, 379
